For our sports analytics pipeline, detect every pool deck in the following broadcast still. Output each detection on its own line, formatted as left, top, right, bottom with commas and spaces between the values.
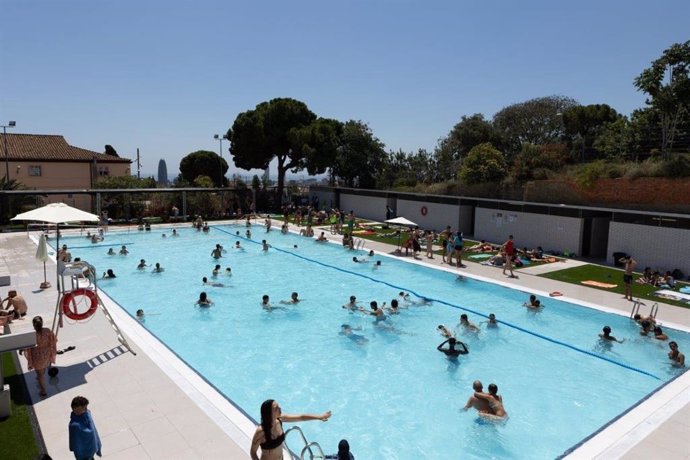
1, 222, 689, 459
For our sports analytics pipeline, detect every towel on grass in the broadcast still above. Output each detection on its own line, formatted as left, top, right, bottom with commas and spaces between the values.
653, 290, 690, 302
581, 280, 618, 288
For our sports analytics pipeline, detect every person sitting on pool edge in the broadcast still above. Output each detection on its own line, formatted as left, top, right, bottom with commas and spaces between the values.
196, 292, 212, 307
599, 326, 624, 343
316, 232, 328, 242
668, 341, 685, 367
437, 337, 469, 358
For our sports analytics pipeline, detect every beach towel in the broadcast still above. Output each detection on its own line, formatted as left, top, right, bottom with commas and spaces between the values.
581, 280, 618, 288
352, 230, 376, 235
679, 286, 690, 294
653, 290, 690, 302
469, 254, 493, 260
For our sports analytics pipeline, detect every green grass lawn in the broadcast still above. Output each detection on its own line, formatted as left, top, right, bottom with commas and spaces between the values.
540, 264, 690, 309
0, 353, 41, 460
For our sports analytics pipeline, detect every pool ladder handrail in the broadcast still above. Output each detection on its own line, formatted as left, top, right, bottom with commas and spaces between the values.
284, 426, 326, 460
355, 238, 366, 251
630, 299, 658, 319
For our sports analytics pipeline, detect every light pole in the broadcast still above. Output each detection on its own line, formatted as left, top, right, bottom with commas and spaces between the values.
213, 134, 228, 187
2, 121, 16, 188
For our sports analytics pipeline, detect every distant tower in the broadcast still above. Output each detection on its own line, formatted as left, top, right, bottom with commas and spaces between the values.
262, 167, 270, 185
157, 159, 169, 186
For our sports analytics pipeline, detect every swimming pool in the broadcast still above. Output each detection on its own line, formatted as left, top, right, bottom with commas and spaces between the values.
59, 225, 690, 459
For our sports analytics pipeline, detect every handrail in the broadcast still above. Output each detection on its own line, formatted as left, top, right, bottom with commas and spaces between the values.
650, 302, 659, 318
300, 442, 326, 460
284, 426, 325, 460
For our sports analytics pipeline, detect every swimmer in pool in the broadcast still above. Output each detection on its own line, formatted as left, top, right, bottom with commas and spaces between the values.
172, 229, 178, 236
437, 325, 455, 339
280, 292, 301, 304
107, 248, 116, 256
211, 245, 223, 259
136, 309, 145, 320
386, 299, 401, 314
316, 232, 327, 242
235, 241, 244, 250
480, 313, 498, 328
152, 263, 164, 273
102, 269, 116, 279
437, 337, 469, 358
281, 222, 289, 234
463, 380, 492, 414
246, 229, 252, 238
668, 341, 685, 367
196, 292, 212, 306
524, 299, 542, 310
360, 301, 386, 321
202, 277, 226, 287
372, 261, 381, 269
599, 326, 624, 343
339, 324, 368, 345
225, 267, 232, 276
342, 296, 359, 311
475, 383, 508, 420
262, 240, 271, 251
137, 259, 147, 270
459, 314, 479, 332
119, 245, 129, 255
212, 264, 221, 277
524, 295, 539, 308
352, 257, 367, 263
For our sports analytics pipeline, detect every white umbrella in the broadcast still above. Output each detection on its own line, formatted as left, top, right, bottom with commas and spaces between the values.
384, 217, 418, 250
36, 233, 51, 289
12, 202, 100, 224
12, 202, 100, 289
385, 217, 417, 227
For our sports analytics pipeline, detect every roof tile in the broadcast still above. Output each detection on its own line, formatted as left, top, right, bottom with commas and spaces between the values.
0, 133, 131, 163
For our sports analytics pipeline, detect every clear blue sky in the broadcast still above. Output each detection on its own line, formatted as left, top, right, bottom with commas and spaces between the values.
1, 0, 688, 179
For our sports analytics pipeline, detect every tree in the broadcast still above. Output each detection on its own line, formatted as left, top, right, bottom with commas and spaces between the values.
444, 114, 502, 163
291, 117, 343, 176
492, 95, 578, 157
332, 120, 386, 188
227, 98, 317, 204
459, 143, 507, 185
179, 150, 228, 187
104, 145, 119, 157
562, 104, 620, 162
593, 117, 636, 161
94, 175, 157, 220
634, 41, 690, 159
510, 143, 569, 182
251, 175, 261, 190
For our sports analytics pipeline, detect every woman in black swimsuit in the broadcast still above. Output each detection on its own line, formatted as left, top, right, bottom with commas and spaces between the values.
250, 399, 332, 460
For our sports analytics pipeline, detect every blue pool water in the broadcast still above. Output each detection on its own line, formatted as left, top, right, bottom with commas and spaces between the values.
58, 226, 690, 459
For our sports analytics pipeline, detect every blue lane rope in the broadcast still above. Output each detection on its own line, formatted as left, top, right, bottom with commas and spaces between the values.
64, 242, 135, 250
215, 226, 661, 381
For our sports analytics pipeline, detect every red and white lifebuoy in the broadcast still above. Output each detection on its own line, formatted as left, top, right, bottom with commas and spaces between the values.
420, 206, 428, 216
61, 288, 99, 321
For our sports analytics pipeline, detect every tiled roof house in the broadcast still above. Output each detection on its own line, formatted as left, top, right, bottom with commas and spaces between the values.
1, 133, 132, 210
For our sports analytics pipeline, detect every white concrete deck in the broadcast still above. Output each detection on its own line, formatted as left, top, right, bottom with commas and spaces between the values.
1, 222, 689, 459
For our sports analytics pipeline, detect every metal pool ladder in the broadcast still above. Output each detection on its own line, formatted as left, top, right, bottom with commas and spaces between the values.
630, 299, 659, 319
285, 426, 326, 459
